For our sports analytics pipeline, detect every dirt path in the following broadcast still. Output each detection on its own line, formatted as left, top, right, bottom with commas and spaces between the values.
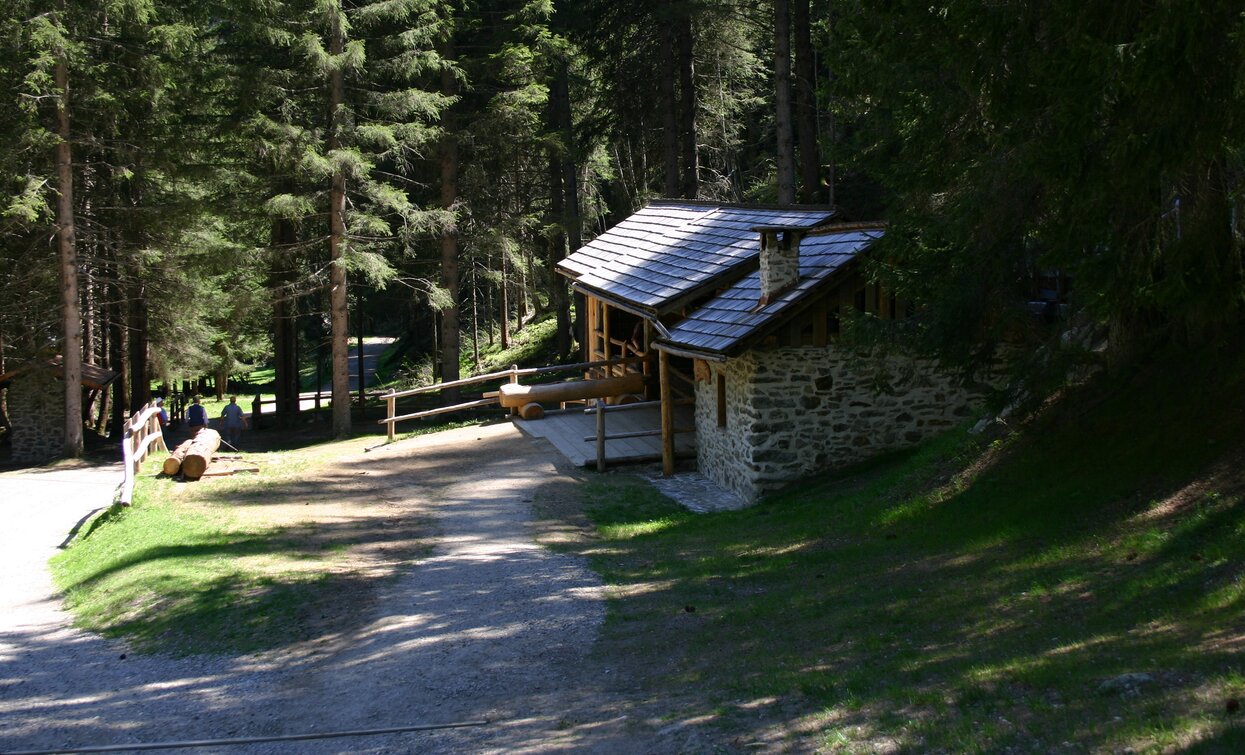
0, 425, 697, 754
321, 336, 395, 393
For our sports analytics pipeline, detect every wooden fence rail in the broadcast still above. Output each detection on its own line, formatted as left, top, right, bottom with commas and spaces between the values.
119, 402, 167, 506
378, 355, 650, 441
248, 389, 388, 426
580, 399, 695, 471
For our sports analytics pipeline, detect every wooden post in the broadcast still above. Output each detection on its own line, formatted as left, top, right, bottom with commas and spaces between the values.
642, 320, 653, 398
602, 304, 612, 377
596, 399, 606, 472
585, 297, 598, 371
509, 364, 519, 417
386, 391, 396, 441
659, 349, 674, 476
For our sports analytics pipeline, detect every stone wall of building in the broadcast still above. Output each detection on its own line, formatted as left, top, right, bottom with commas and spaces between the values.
8, 368, 66, 464
696, 346, 986, 503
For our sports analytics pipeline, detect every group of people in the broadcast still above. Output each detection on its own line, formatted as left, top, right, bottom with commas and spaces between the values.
155, 395, 249, 447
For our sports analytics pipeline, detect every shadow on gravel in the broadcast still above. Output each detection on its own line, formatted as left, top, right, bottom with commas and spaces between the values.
3, 426, 695, 754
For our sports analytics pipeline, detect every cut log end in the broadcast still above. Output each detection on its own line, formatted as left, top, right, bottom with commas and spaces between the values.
162, 439, 195, 476
518, 402, 545, 420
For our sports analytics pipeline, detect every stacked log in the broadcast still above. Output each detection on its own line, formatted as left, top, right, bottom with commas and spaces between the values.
179, 429, 221, 481
162, 439, 195, 476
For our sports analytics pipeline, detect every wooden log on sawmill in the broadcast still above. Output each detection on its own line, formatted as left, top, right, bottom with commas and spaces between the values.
180, 429, 221, 481
162, 439, 195, 476
498, 373, 645, 411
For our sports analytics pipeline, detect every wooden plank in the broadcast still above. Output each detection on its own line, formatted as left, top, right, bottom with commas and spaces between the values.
581, 428, 693, 442
381, 397, 497, 424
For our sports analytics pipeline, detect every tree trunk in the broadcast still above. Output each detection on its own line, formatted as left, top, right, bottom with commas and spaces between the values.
328, 1, 352, 437
499, 246, 510, 350
439, 35, 461, 397
774, 0, 797, 204
0, 326, 7, 434
677, 9, 698, 199
271, 218, 300, 426
547, 172, 570, 359
660, 2, 680, 198
109, 249, 129, 437
470, 270, 480, 368
356, 299, 365, 410
545, 68, 571, 359
793, 0, 821, 203
54, 47, 82, 457
94, 313, 109, 433
555, 64, 584, 355
128, 283, 149, 408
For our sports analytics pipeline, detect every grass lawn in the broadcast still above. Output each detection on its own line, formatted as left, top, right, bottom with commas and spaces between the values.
50, 436, 434, 655
543, 343, 1245, 752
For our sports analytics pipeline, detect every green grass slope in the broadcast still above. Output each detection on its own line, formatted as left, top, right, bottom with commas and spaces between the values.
564, 341, 1245, 752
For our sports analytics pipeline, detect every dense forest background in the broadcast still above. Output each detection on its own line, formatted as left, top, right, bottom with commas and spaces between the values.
2, 0, 1243, 454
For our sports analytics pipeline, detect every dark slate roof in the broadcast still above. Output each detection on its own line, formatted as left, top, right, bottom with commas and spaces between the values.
657, 225, 884, 357
0, 357, 119, 391
557, 201, 836, 315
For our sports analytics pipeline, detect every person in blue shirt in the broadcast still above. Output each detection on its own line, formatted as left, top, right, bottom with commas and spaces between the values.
187, 396, 209, 436
220, 395, 248, 448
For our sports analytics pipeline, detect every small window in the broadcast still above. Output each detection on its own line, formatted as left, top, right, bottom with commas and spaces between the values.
716, 373, 727, 428
827, 310, 841, 337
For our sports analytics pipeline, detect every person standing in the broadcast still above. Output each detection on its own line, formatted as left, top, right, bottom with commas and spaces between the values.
155, 398, 169, 430
187, 396, 209, 436
221, 395, 248, 448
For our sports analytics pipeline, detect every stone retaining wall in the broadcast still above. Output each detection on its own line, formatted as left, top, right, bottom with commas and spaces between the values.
696, 346, 986, 503
8, 368, 66, 464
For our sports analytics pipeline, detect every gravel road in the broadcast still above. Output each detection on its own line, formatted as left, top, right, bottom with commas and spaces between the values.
0, 425, 696, 754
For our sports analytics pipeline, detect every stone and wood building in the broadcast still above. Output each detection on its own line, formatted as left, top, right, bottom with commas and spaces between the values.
0, 357, 118, 464
555, 200, 986, 503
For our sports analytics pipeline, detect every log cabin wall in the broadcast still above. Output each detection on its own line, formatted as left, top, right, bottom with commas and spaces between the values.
583, 295, 653, 383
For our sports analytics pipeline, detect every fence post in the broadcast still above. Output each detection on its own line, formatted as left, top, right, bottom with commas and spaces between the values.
595, 399, 606, 472
509, 364, 519, 417
386, 391, 396, 441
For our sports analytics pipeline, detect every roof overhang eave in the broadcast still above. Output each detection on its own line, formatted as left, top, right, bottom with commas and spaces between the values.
569, 283, 672, 339
652, 340, 729, 362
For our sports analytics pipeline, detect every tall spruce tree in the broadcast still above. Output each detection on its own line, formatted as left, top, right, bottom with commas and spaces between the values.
232, 0, 448, 436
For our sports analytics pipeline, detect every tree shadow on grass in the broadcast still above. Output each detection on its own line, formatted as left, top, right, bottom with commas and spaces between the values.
557, 348, 1245, 751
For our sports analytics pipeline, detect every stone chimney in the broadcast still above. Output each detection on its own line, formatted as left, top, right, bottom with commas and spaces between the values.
758, 229, 803, 306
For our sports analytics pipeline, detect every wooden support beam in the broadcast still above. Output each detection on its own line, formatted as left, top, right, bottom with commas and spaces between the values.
595, 400, 606, 472
659, 349, 674, 476
386, 392, 395, 441
581, 427, 693, 442
602, 302, 612, 375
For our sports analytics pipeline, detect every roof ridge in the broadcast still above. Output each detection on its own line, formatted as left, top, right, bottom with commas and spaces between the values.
805, 221, 888, 236
647, 199, 840, 213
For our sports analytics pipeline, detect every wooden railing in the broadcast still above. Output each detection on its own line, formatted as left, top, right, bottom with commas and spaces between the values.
378, 355, 649, 441
119, 402, 167, 506
248, 389, 388, 425
580, 398, 695, 471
